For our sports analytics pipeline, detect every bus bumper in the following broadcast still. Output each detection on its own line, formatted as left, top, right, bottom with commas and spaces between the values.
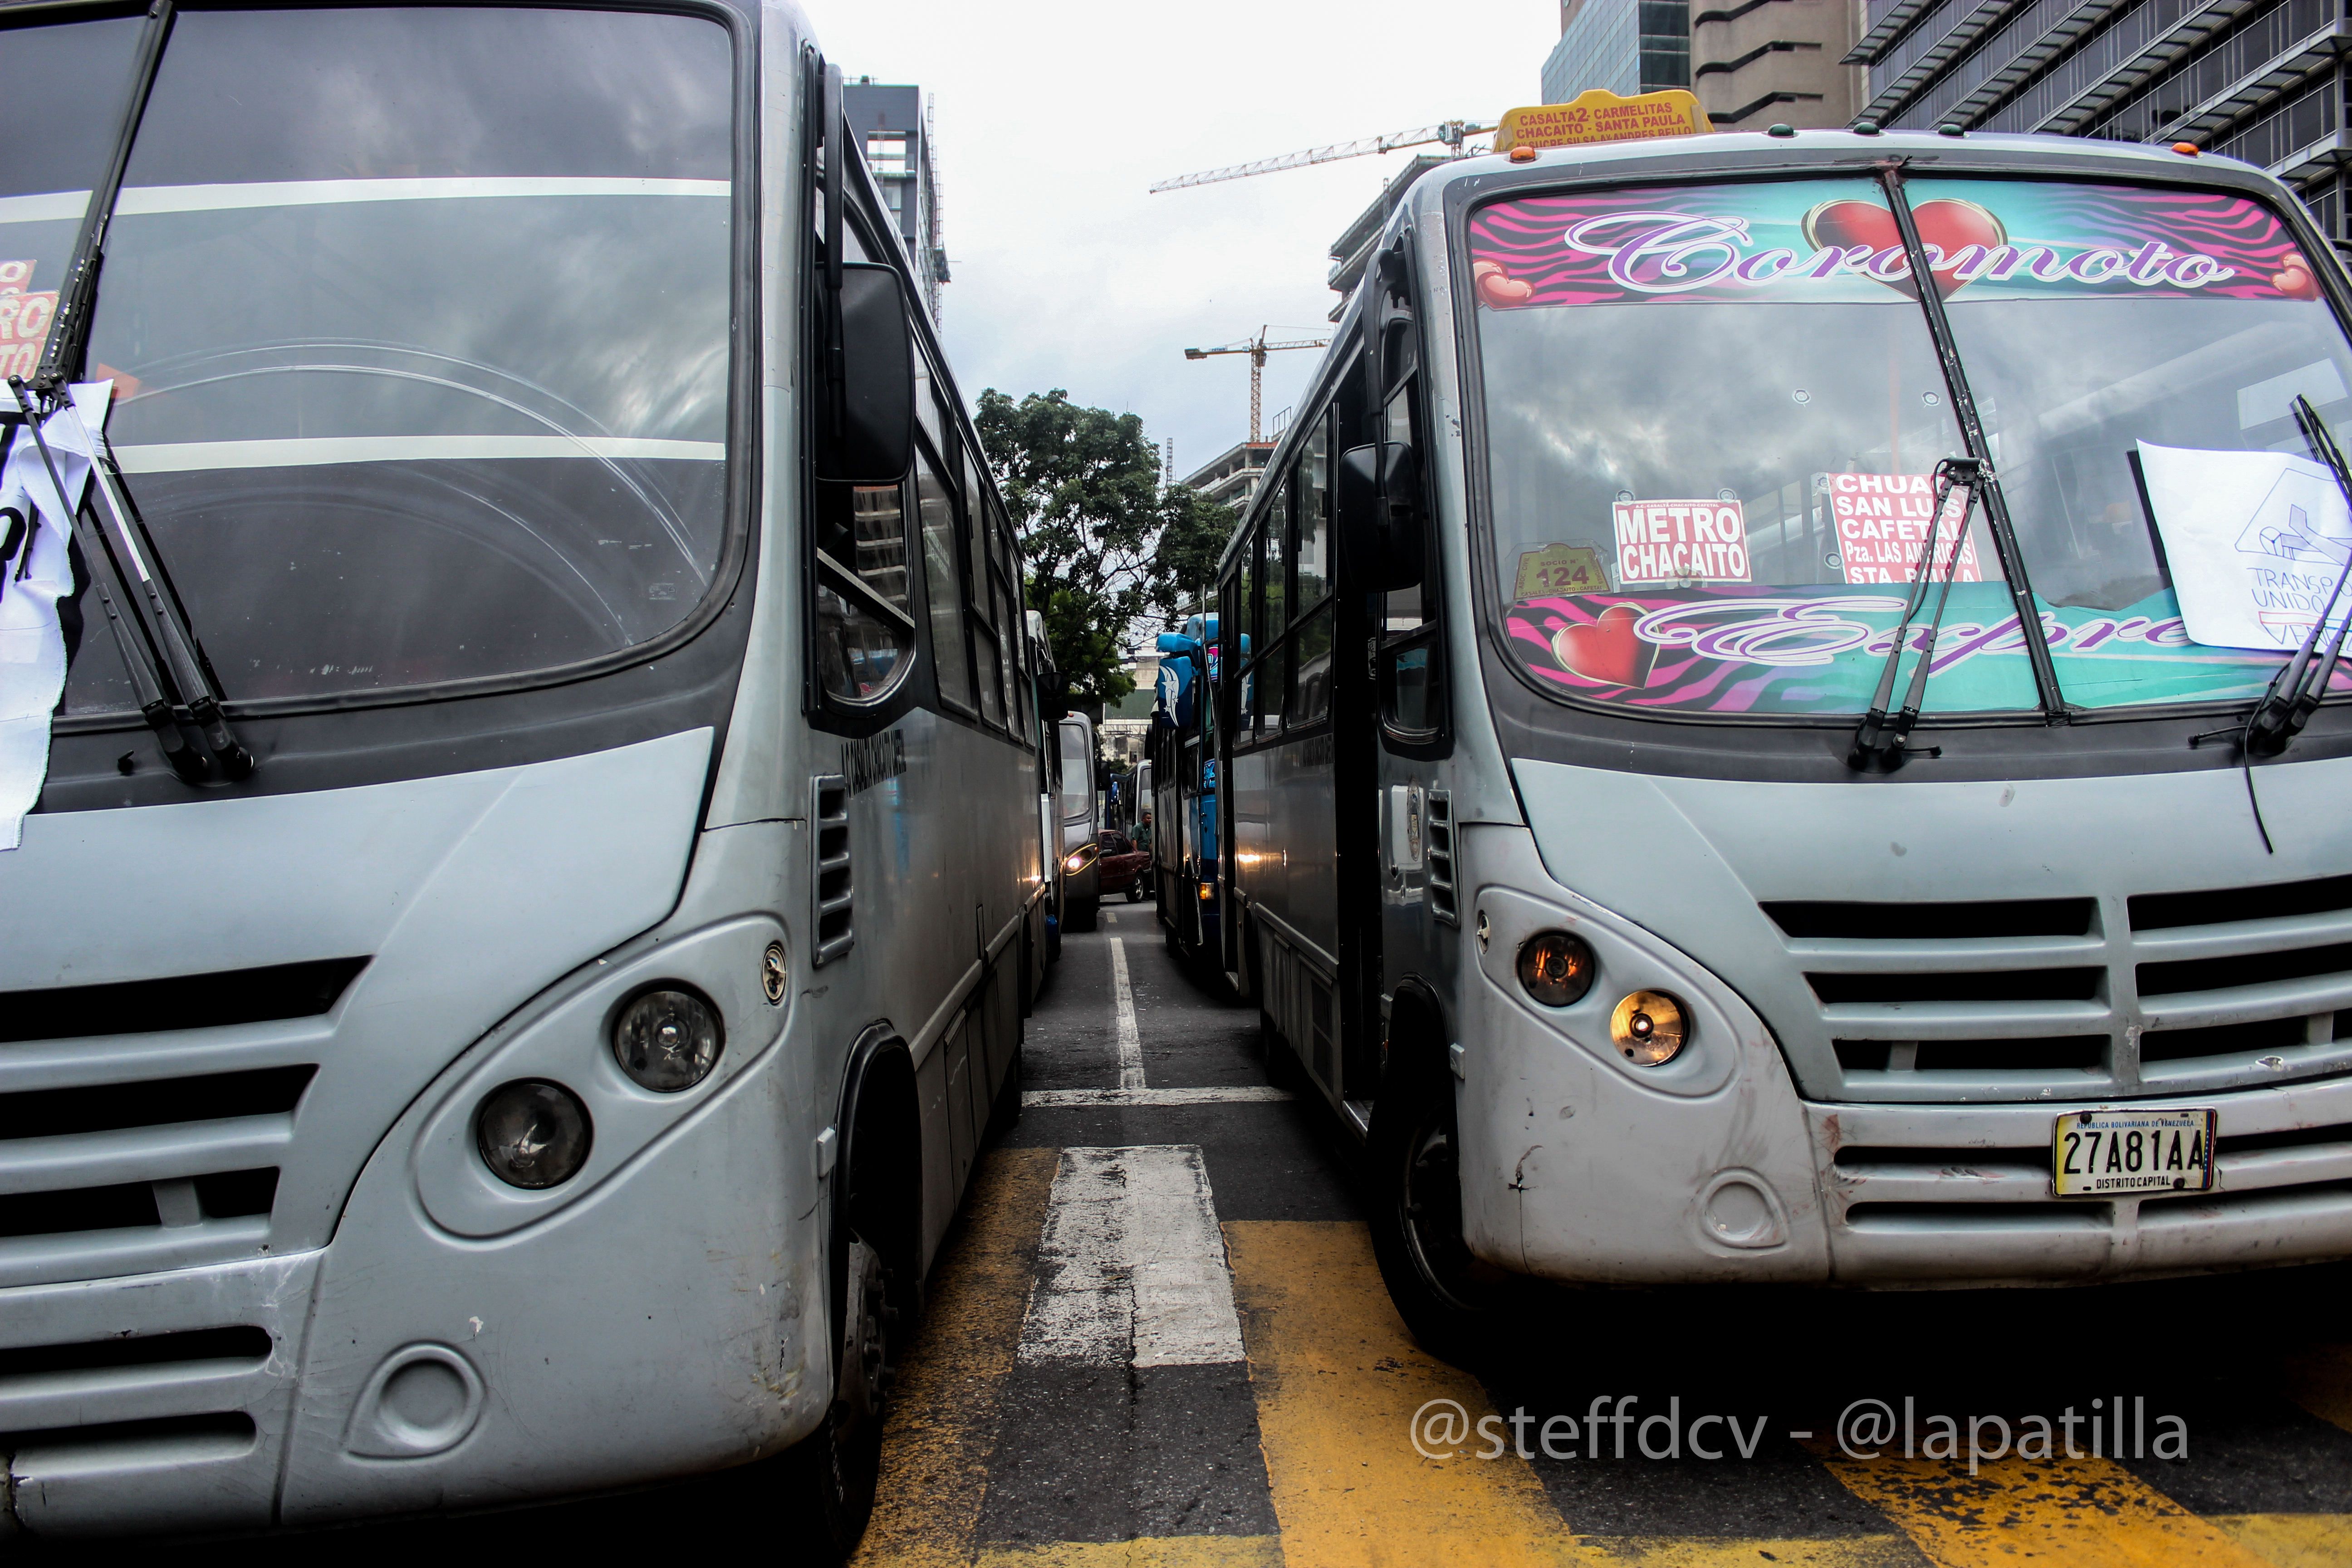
0, 1035, 827, 1537
1457, 826, 2352, 1289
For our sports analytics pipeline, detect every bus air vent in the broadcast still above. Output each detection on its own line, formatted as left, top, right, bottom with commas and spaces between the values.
0, 1065, 315, 1140
0, 957, 368, 1044
812, 774, 855, 965
2129, 873, 2352, 931
0, 1325, 271, 1380
1424, 789, 1458, 926
1763, 899, 2095, 939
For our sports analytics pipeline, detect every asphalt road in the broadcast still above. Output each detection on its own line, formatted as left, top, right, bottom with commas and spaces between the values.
103, 908, 2352, 1563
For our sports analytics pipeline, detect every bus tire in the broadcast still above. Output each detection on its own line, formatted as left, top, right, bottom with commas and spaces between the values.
1366, 1048, 1512, 1368
780, 1230, 890, 1561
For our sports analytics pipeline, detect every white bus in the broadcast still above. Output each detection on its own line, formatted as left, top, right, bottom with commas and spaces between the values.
0, 2, 1045, 1548
1055, 710, 1102, 930
1216, 127, 2352, 1360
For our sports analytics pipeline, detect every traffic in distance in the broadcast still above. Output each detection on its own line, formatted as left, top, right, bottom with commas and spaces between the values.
2, 0, 2352, 1556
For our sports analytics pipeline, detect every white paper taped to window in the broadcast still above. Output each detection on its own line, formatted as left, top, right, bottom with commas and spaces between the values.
2136, 440, 2352, 652
0, 381, 115, 852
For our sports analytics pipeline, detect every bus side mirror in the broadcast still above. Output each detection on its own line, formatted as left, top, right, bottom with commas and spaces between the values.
816, 264, 914, 484
1336, 442, 1425, 591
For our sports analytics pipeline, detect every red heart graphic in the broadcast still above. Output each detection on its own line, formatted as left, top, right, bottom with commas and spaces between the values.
1551, 603, 1654, 686
1801, 198, 2007, 298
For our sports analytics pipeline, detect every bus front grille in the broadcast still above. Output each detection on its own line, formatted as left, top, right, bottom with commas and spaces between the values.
1764, 880, 2352, 1102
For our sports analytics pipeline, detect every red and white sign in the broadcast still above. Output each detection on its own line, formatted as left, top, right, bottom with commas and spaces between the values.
1828, 473, 1983, 583
1612, 498, 1751, 584
0, 261, 57, 384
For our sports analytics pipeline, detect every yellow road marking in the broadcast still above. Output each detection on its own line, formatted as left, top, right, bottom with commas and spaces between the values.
1808, 1440, 2274, 1567
975, 1539, 1283, 1567
1223, 1220, 1581, 1568
1579, 1540, 1923, 1567
2209, 1514, 2352, 1568
854, 1145, 1061, 1568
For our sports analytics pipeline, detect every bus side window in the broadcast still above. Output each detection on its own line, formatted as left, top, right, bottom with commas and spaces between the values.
1259, 482, 1292, 735
1379, 378, 1446, 744
916, 441, 974, 714
1292, 412, 1334, 726
811, 479, 917, 706
960, 446, 1007, 729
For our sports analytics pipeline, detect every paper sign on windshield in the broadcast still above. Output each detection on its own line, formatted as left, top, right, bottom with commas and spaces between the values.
2136, 442, 2352, 650
1614, 499, 1750, 583
0, 262, 58, 383
1827, 473, 1984, 583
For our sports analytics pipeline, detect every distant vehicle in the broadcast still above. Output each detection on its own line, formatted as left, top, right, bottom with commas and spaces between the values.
1057, 711, 1102, 930
0, 5, 1044, 1550
1150, 613, 1223, 964
1095, 827, 1152, 902
1214, 127, 2352, 1363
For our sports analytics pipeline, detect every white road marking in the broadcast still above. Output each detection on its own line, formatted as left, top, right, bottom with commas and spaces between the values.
1109, 937, 1146, 1091
1022, 1086, 1296, 1108
1018, 1145, 1245, 1369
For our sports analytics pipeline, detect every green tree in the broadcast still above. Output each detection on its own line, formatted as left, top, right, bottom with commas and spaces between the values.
975, 388, 1235, 710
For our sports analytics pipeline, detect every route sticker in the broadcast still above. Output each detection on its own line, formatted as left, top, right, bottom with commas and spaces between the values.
1514, 542, 1609, 598
1612, 498, 1751, 583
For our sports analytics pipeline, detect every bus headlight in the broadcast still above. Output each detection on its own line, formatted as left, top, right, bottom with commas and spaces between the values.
1610, 990, 1688, 1066
1516, 931, 1595, 1008
612, 988, 724, 1093
476, 1081, 593, 1188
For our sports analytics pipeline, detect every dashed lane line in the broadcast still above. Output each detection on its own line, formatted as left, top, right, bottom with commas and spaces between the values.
1110, 938, 1146, 1091
1805, 1437, 2277, 1567
1019, 1146, 1246, 1370
852, 1146, 1060, 1568
1021, 1087, 1296, 1108
1224, 1220, 1584, 1566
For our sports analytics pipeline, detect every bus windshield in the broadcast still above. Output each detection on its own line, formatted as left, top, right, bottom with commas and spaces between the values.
3, 7, 734, 712
1470, 175, 2352, 720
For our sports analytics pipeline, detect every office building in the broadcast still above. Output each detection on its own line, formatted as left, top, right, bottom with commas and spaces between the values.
1852, 0, 2347, 235
843, 78, 950, 323
1180, 442, 1276, 511
1541, 0, 1864, 131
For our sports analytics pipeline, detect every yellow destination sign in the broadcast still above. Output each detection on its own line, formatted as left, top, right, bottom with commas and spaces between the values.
1494, 89, 1711, 152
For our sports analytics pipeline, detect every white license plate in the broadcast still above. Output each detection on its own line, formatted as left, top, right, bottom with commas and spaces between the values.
2052, 1107, 2216, 1198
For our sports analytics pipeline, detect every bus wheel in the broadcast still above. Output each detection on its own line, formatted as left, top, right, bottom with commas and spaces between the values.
782, 1230, 890, 1560
1367, 1055, 1510, 1367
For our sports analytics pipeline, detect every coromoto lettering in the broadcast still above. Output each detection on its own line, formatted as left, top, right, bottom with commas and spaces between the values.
1613, 499, 1752, 583
1550, 214, 2239, 294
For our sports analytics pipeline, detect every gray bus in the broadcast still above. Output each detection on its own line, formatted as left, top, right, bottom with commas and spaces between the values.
0, 2, 1045, 1548
1215, 126, 2352, 1361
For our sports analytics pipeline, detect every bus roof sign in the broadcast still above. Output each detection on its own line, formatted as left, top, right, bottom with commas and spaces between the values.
1493, 89, 1710, 152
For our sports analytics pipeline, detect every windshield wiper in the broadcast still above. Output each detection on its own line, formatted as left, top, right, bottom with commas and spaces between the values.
34, 1, 176, 394
1847, 457, 1987, 773
2227, 394, 2352, 759
10, 377, 253, 783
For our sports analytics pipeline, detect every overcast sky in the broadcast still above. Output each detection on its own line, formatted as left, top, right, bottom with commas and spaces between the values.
806, 0, 1558, 485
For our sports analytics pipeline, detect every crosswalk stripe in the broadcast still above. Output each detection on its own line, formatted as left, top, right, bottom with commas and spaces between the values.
1806, 1439, 2276, 1567
1020, 1146, 1245, 1369
1224, 1220, 1583, 1566
972, 1539, 1284, 1566
1110, 938, 1147, 1091
853, 1146, 1061, 1568
1021, 1087, 1296, 1108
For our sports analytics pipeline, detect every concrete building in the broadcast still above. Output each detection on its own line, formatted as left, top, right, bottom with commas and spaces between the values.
1540, 0, 1866, 132
1327, 154, 1449, 320
1100, 657, 1161, 767
1180, 441, 1276, 511
1852, 0, 2346, 237
843, 78, 949, 323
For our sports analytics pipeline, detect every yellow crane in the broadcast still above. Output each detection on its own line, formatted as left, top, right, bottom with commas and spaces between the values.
1183, 327, 1332, 444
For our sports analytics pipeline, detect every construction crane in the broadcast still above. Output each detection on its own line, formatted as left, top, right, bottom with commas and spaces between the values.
1150, 119, 1495, 194
1185, 327, 1332, 444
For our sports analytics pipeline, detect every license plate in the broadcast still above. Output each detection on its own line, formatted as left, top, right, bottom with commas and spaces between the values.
2052, 1107, 2216, 1197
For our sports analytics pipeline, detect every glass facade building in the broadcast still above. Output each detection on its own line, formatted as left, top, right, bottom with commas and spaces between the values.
1855, 0, 2351, 237
1542, 0, 1692, 104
